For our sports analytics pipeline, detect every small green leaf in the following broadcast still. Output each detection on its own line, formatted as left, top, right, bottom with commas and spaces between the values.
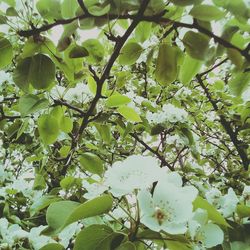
193, 196, 230, 227
37, 114, 60, 145
106, 94, 131, 107
36, 0, 62, 20
227, 48, 244, 69
88, 4, 111, 16
166, 241, 192, 250
79, 152, 104, 176
69, 45, 89, 58
119, 42, 143, 66
236, 204, 250, 218
19, 94, 49, 116
183, 31, 210, 60
116, 242, 136, 250
169, 0, 202, 6
117, 106, 142, 123
95, 124, 112, 143
40, 243, 65, 250
190, 5, 225, 21
60, 117, 73, 133
82, 39, 104, 64
0, 36, 13, 69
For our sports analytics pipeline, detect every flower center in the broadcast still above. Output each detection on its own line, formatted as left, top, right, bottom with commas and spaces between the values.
154, 207, 166, 225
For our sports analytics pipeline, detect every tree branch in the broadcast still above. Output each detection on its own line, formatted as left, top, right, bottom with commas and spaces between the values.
60, 0, 151, 175
130, 133, 174, 171
196, 74, 249, 170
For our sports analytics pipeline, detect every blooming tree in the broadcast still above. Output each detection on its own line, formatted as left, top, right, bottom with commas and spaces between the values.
0, 0, 250, 249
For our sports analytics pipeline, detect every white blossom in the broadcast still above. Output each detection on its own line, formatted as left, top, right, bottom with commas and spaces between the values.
138, 177, 198, 234
105, 155, 162, 197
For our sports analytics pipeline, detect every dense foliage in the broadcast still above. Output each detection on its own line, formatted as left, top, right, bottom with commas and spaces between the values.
0, 0, 250, 249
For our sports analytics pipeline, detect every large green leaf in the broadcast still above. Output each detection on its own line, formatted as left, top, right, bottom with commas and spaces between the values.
46, 195, 113, 233
106, 94, 131, 108
13, 54, 55, 91
79, 152, 104, 176
179, 54, 203, 84
229, 71, 250, 96
36, 0, 62, 20
64, 195, 113, 229
0, 36, 13, 69
116, 242, 137, 250
135, 22, 152, 43
61, 0, 78, 18
46, 200, 80, 231
193, 196, 230, 227
73, 224, 113, 250
155, 43, 178, 85
119, 42, 143, 66
183, 31, 210, 60
29, 54, 55, 89
190, 5, 225, 21
18, 94, 49, 116
37, 114, 60, 145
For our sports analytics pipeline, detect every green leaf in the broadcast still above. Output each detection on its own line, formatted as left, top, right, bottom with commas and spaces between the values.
16, 119, 29, 139
13, 57, 32, 92
169, 0, 202, 6
95, 124, 112, 143
29, 54, 55, 90
30, 195, 62, 216
73, 224, 113, 250
36, 0, 62, 20
119, 42, 143, 66
0, 36, 13, 69
69, 45, 89, 58
229, 71, 250, 96
64, 194, 113, 230
37, 114, 60, 145
13, 54, 55, 91
155, 44, 178, 85
190, 5, 225, 21
236, 204, 250, 218
106, 94, 131, 107
18, 94, 49, 116
6, 7, 18, 16
88, 4, 111, 16
46, 200, 80, 231
183, 31, 210, 60
227, 48, 244, 69
60, 117, 73, 133
61, 0, 78, 18
33, 174, 46, 190
82, 39, 104, 64
135, 22, 152, 43
117, 106, 142, 123
40, 243, 65, 250
60, 176, 76, 190
193, 196, 230, 227
179, 54, 203, 84
116, 242, 136, 250
79, 152, 104, 176
166, 241, 192, 250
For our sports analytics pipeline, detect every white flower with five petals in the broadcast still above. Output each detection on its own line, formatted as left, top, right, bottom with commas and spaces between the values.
138, 179, 198, 234
105, 155, 162, 197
